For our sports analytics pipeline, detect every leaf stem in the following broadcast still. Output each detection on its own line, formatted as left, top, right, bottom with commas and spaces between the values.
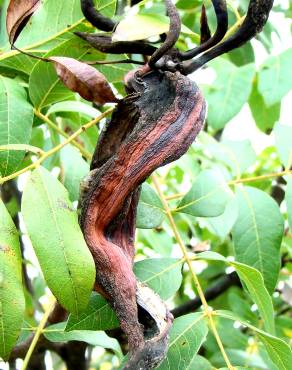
0, 108, 114, 185
34, 109, 92, 160
0, 144, 44, 155
229, 168, 292, 185
21, 297, 56, 370
151, 174, 235, 370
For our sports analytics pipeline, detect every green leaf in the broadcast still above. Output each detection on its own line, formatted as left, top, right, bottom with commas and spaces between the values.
187, 355, 212, 370
258, 48, 292, 106
66, 292, 119, 331
138, 228, 173, 256
2, 1, 116, 69
249, 80, 280, 133
15, 0, 84, 48
232, 186, 284, 293
0, 200, 25, 361
133, 258, 183, 300
66, 258, 183, 331
21, 166, 95, 315
113, 14, 169, 41
229, 262, 275, 334
227, 288, 258, 325
137, 183, 165, 229
44, 322, 122, 358
206, 196, 238, 240
228, 42, 255, 67
217, 310, 292, 370
157, 313, 208, 370
274, 122, 292, 168
222, 139, 256, 174
286, 178, 292, 230
200, 132, 255, 176
210, 349, 266, 369
96, 0, 117, 17
177, 169, 233, 217
96, 54, 135, 84
61, 146, 89, 202
112, 14, 194, 42
197, 252, 275, 334
259, 333, 292, 370
0, 76, 33, 176
0, 54, 39, 75
205, 60, 254, 130
213, 317, 248, 350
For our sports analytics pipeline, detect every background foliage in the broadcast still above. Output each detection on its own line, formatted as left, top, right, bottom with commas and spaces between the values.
0, 0, 292, 369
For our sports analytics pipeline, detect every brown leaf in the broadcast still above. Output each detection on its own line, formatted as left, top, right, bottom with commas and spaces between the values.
50, 57, 118, 105
6, 0, 40, 44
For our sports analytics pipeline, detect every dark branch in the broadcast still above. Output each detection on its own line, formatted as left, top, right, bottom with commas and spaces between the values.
75, 33, 157, 55
149, 0, 181, 67
10, 335, 62, 361
81, 0, 116, 32
181, 0, 274, 74
180, 0, 228, 61
171, 272, 241, 318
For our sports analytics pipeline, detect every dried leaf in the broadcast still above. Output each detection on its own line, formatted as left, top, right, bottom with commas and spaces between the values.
50, 57, 118, 105
6, 0, 40, 44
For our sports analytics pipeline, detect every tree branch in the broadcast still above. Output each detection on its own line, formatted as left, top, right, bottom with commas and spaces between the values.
171, 271, 241, 318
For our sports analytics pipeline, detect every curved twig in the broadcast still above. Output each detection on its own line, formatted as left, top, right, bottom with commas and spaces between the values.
180, 0, 228, 61
148, 0, 181, 67
181, 0, 274, 74
81, 0, 116, 32
74, 32, 157, 55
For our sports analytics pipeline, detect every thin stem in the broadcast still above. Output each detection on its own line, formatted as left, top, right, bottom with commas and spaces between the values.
152, 175, 208, 306
34, 109, 92, 160
151, 174, 235, 370
229, 168, 292, 185
0, 108, 114, 185
11, 45, 49, 62
21, 297, 56, 370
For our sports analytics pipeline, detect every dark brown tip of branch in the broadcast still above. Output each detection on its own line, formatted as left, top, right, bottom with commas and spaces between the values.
200, 5, 211, 45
